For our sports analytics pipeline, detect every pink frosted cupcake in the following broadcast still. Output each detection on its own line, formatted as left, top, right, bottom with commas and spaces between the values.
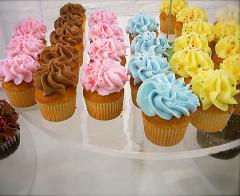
0, 54, 39, 107
81, 59, 128, 120
88, 37, 126, 66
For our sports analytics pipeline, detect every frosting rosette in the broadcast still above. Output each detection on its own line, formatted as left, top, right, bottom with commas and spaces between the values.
88, 10, 118, 27
128, 51, 169, 85
54, 14, 84, 30
160, 0, 187, 16
191, 69, 239, 111
173, 32, 211, 54
81, 59, 128, 96
35, 60, 76, 96
170, 46, 214, 78
176, 7, 208, 23
215, 35, 240, 59
88, 38, 126, 62
213, 20, 240, 40
220, 54, 240, 84
6, 35, 45, 60
126, 14, 159, 37
0, 54, 39, 85
131, 31, 171, 56
60, 3, 86, 17
137, 72, 199, 120
89, 22, 123, 42
216, 4, 240, 22
15, 18, 46, 40
182, 20, 214, 42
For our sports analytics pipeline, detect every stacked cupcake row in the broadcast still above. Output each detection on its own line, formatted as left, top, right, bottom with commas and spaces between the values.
81, 10, 128, 120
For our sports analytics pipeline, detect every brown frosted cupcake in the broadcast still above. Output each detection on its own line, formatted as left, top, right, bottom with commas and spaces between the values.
191, 69, 238, 132
81, 59, 128, 120
0, 54, 40, 107
137, 73, 200, 146
50, 23, 84, 66
35, 60, 77, 122
0, 100, 20, 160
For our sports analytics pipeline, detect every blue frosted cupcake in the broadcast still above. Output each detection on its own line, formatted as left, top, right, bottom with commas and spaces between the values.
126, 14, 159, 43
137, 72, 199, 146
128, 51, 169, 106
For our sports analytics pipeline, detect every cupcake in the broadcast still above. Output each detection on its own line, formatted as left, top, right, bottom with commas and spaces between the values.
88, 10, 118, 28
220, 54, 240, 115
175, 7, 208, 37
35, 60, 77, 122
160, 0, 187, 34
191, 69, 238, 132
128, 51, 169, 106
81, 59, 128, 120
173, 32, 211, 55
126, 14, 159, 44
213, 35, 240, 68
50, 23, 83, 66
170, 46, 214, 83
130, 31, 171, 58
0, 100, 20, 160
137, 72, 199, 146
88, 37, 126, 66
0, 54, 39, 107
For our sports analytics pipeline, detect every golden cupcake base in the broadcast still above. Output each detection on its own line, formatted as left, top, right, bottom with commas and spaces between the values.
130, 77, 141, 107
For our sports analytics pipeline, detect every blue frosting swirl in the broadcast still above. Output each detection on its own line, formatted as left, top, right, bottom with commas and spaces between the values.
137, 73, 200, 120
128, 51, 169, 85
130, 31, 171, 57
126, 14, 159, 37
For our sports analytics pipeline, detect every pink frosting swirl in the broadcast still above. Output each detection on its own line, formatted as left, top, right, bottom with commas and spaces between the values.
0, 54, 40, 85
88, 10, 118, 27
15, 18, 47, 40
6, 35, 45, 60
81, 59, 128, 95
89, 22, 124, 42
88, 38, 126, 62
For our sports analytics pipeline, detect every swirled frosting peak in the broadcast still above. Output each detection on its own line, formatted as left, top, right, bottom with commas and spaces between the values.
128, 51, 169, 85
54, 14, 84, 30
191, 69, 239, 111
137, 72, 200, 120
126, 14, 159, 37
160, 0, 187, 16
60, 3, 86, 17
35, 60, 76, 96
173, 32, 211, 54
0, 54, 40, 85
88, 10, 118, 27
176, 7, 208, 23
170, 46, 214, 78
88, 38, 126, 61
81, 59, 128, 96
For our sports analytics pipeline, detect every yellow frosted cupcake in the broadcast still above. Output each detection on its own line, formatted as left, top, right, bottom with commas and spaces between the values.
175, 7, 208, 37
173, 32, 211, 54
160, 0, 187, 34
191, 69, 238, 132
170, 46, 214, 83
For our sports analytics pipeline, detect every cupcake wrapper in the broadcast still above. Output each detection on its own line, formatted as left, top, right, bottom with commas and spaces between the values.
191, 108, 232, 132
175, 22, 183, 38
0, 131, 20, 160
84, 94, 124, 120
233, 94, 240, 115
4, 86, 36, 107
160, 12, 176, 34
142, 115, 188, 146
37, 95, 76, 122
130, 84, 139, 108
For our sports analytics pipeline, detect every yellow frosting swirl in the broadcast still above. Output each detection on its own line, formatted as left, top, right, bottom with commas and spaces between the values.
170, 46, 214, 78
176, 7, 208, 23
191, 69, 238, 111
173, 32, 211, 54
220, 54, 240, 84
213, 20, 240, 41
160, 0, 187, 16
182, 20, 214, 42
215, 35, 240, 59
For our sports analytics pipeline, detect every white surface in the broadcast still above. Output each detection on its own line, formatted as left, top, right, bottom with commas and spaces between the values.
0, 0, 240, 195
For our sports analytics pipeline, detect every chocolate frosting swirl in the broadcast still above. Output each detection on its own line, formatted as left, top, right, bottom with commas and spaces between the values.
50, 24, 83, 46
39, 43, 79, 71
54, 14, 84, 30
35, 60, 76, 96
60, 3, 86, 17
